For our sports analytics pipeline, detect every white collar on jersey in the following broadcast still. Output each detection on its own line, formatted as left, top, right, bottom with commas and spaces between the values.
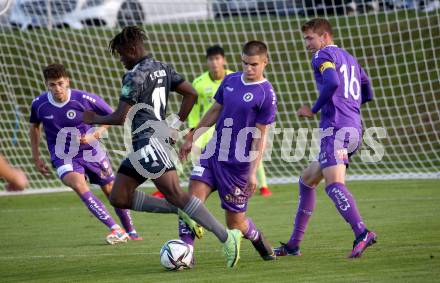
240, 73, 267, 86
48, 88, 71, 108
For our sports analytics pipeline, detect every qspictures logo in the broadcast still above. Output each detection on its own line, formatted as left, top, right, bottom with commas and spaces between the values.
0, 0, 12, 16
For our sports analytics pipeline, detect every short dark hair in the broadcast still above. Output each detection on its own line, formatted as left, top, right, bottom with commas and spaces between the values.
109, 26, 147, 55
242, 41, 268, 56
43, 64, 68, 81
206, 45, 225, 58
301, 18, 333, 36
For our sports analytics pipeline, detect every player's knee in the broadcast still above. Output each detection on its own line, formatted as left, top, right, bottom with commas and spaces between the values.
165, 192, 187, 209
109, 196, 128, 209
109, 192, 129, 209
70, 181, 89, 195
301, 170, 314, 186
100, 184, 112, 198
301, 167, 321, 187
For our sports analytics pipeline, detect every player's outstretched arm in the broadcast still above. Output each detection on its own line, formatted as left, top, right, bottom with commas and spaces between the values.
80, 125, 110, 144
179, 102, 223, 161
244, 123, 270, 196
194, 102, 223, 133
29, 123, 50, 177
297, 68, 340, 118
83, 101, 131, 126
175, 81, 198, 123
0, 154, 28, 191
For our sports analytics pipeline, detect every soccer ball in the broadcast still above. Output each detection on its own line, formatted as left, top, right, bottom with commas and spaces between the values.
160, 239, 193, 271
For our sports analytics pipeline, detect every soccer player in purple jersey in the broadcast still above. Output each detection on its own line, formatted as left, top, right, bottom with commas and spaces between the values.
83, 26, 242, 268
275, 18, 376, 258
29, 64, 142, 244
179, 41, 278, 262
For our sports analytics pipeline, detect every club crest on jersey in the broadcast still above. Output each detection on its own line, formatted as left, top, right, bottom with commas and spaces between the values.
243, 92, 253, 102
66, 110, 76, 120
121, 85, 131, 97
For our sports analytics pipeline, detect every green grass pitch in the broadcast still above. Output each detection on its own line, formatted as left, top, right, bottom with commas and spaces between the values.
0, 179, 439, 282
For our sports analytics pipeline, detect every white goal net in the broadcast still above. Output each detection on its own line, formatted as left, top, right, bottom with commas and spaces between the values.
0, 0, 439, 190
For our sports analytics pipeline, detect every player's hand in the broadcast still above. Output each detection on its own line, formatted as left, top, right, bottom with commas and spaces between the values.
34, 158, 50, 177
82, 110, 96, 124
80, 132, 98, 144
297, 105, 314, 118
5, 168, 28, 191
244, 173, 257, 197
179, 136, 193, 162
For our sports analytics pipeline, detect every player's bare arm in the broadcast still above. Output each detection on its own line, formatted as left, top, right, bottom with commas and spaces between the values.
83, 101, 131, 125
175, 81, 198, 122
166, 81, 198, 143
0, 154, 28, 191
297, 105, 314, 118
29, 122, 50, 176
80, 124, 111, 144
244, 123, 269, 196
179, 102, 223, 161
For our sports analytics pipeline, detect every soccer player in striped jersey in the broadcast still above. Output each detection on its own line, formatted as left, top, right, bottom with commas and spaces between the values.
150, 45, 234, 199
275, 18, 376, 258
29, 64, 141, 244
83, 26, 242, 268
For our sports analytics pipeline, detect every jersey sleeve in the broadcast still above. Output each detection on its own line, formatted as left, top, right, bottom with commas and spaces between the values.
213, 78, 226, 105
312, 49, 336, 74
311, 69, 340, 113
169, 66, 185, 91
360, 67, 374, 104
256, 87, 277, 125
83, 92, 113, 115
29, 97, 41, 123
119, 71, 143, 106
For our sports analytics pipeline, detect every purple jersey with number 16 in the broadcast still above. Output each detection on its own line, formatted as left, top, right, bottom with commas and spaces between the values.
312, 45, 370, 131
312, 45, 372, 168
